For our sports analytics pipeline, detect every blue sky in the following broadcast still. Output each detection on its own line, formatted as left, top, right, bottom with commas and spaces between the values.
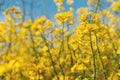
0, 0, 89, 21
0, 0, 109, 21
24, 0, 88, 21
34, 0, 88, 20
0, 0, 110, 21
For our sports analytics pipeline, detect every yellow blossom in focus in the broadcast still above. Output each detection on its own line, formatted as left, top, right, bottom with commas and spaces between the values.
55, 11, 73, 24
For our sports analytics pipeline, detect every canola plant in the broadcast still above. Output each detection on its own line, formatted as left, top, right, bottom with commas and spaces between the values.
0, 0, 120, 80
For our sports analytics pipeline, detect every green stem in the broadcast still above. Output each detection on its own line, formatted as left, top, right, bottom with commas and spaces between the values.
41, 34, 59, 80
95, 33, 107, 80
89, 31, 96, 80
29, 28, 38, 55
107, 29, 119, 69
57, 23, 65, 78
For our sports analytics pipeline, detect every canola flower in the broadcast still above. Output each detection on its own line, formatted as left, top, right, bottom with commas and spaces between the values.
54, 10, 73, 24
0, 0, 120, 80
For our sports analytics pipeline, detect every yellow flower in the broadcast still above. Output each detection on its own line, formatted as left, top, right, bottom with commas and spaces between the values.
112, 1, 120, 12
6, 17, 13, 23
83, 78, 89, 80
57, 6, 65, 11
42, 46, 48, 52
55, 11, 73, 24
67, 0, 74, 5
117, 70, 120, 76
71, 64, 76, 72
77, 64, 86, 71
54, 0, 64, 6
0, 65, 7, 76
87, 0, 99, 5
117, 48, 120, 54
76, 8, 89, 14
7, 60, 16, 70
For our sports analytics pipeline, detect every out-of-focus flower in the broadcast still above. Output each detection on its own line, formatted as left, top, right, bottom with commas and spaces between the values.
67, 0, 74, 5
112, 1, 120, 12
87, 0, 99, 5
76, 8, 89, 14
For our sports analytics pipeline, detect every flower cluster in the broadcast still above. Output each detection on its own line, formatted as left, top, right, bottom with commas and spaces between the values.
0, 0, 120, 80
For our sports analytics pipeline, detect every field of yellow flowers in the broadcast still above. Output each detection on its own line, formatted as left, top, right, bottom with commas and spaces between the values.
0, 0, 120, 80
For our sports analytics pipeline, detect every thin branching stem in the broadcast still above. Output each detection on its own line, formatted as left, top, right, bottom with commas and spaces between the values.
41, 34, 59, 80
89, 31, 96, 80
95, 33, 107, 80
